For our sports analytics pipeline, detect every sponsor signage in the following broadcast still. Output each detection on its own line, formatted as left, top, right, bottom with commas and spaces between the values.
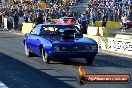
77, 66, 131, 85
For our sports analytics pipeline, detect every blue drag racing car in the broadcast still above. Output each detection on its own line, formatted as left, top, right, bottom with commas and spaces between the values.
23, 24, 98, 65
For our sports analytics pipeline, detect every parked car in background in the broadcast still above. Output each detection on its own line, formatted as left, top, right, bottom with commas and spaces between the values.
23, 24, 98, 65
127, 21, 132, 29
120, 20, 132, 29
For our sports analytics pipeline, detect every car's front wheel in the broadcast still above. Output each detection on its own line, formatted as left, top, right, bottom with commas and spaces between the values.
24, 42, 32, 57
42, 48, 50, 64
85, 56, 95, 65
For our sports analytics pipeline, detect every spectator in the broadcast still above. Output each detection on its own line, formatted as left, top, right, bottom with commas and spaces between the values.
113, 8, 119, 22
0, 12, 2, 28
7, 14, 13, 30
13, 12, 19, 30
91, 13, 96, 27
2, 0, 132, 32
18, 15, 24, 31
35, 13, 44, 25
102, 13, 107, 27
121, 14, 127, 31
24, 12, 32, 23
78, 13, 89, 34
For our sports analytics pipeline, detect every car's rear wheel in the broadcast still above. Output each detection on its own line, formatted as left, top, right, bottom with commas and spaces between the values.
24, 42, 32, 57
42, 48, 50, 64
85, 56, 95, 66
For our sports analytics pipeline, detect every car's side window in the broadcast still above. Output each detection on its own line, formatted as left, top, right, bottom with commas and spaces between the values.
30, 27, 40, 36
40, 27, 52, 35
39, 28, 46, 36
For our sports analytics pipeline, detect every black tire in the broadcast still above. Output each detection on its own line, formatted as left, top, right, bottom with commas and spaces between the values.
85, 56, 95, 66
42, 48, 50, 64
24, 42, 32, 57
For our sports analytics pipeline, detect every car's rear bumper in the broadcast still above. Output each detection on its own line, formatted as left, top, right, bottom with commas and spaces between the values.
50, 51, 98, 58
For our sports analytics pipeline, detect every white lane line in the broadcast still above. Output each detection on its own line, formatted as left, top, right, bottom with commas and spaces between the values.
0, 81, 8, 88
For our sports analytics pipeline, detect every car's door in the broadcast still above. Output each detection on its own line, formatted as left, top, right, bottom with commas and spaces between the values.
29, 26, 41, 55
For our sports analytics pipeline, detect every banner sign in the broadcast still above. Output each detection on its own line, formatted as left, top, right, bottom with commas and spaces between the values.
107, 38, 132, 55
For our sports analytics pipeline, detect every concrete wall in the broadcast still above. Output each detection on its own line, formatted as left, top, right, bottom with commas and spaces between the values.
22, 22, 34, 34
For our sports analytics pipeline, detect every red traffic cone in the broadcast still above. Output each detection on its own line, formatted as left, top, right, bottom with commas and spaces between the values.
95, 27, 100, 36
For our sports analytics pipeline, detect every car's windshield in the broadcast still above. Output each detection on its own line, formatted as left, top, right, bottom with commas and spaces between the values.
41, 25, 81, 35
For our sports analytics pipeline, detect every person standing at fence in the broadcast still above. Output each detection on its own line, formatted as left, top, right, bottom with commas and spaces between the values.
78, 13, 89, 34
0, 12, 2, 28
24, 12, 32, 23
18, 15, 24, 31
121, 14, 127, 31
129, 6, 132, 21
91, 13, 96, 27
13, 12, 19, 30
113, 7, 119, 22
35, 13, 44, 25
7, 14, 13, 30
102, 13, 107, 27
3, 14, 8, 30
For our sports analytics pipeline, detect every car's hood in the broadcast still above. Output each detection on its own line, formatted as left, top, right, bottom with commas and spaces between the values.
43, 35, 97, 45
